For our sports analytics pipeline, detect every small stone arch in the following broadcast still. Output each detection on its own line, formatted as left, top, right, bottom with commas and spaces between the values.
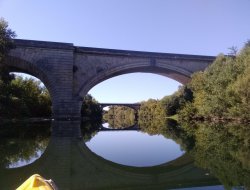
3, 56, 57, 116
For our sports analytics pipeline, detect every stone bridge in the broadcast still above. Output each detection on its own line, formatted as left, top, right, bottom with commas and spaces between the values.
3, 39, 216, 121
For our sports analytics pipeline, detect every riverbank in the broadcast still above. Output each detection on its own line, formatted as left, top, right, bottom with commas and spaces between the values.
179, 115, 250, 124
165, 114, 250, 124
0, 117, 52, 124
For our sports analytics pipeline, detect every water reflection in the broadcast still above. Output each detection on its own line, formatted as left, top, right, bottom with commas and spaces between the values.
85, 121, 185, 167
0, 122, 50, 168
180, 121, 250, 189
0, 120, 249, 189
86, 130, 185, 167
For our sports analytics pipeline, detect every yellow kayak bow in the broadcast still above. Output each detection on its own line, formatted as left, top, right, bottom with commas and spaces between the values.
16, 174, 57, 190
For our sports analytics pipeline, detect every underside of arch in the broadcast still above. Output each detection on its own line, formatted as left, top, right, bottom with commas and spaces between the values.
78, 65, 191, 98
2, 56, 55, 104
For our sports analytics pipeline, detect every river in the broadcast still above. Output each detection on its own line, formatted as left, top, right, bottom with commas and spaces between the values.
0, 119, 249, 189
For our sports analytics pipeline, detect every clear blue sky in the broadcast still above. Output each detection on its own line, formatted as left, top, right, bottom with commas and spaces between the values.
1, 0, 250, 103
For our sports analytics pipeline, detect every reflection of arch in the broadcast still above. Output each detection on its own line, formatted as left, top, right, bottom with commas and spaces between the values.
79, 65, 190, 97
99, 124, 140, 131
0, 136, 220, 189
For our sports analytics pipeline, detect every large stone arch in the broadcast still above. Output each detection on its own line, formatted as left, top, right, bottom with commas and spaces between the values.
77, 63, 191, 98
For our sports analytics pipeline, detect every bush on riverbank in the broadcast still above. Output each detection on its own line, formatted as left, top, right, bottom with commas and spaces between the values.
178, 42, 250, 121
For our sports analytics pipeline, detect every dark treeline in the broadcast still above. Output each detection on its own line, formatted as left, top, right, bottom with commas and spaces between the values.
0, 75, 52, 118
0, 122, 50, 168
81, 94, 102, 121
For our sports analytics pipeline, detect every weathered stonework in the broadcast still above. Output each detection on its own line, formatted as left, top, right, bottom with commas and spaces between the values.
4, 39, 216, 122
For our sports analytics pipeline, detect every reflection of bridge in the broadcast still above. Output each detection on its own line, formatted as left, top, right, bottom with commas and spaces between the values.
100, 103, 141, 111
0, 121, 220, 190
99, 124, 140, 131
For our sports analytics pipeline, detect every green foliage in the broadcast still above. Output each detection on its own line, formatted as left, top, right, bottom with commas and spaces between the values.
81, 94, 102, 121
0, 18, 16, 91
183, 122, 250, 189
161, 86, 193, 116
139, 99, 165, 120
0, 76, 52, 118
177, 102, 197, 121
0, 18, 16, 64
179, 44, 250, 121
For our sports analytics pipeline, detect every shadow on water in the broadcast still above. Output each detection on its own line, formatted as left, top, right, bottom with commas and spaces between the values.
0, 119, 249, 189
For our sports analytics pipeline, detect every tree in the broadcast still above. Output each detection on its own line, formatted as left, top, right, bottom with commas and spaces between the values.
0, 18, 16, 82
0, 18, 16, 117
161, 85, 193, 116
179, 43, 250, 121
81, 94, 102, 121
0, 18, 16, 64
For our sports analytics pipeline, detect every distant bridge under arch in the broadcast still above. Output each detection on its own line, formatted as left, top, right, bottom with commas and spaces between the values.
3, 39, 216, 135
100, 103, 141, 111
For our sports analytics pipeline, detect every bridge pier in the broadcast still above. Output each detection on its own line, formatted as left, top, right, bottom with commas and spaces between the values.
51, 120, 82, 138
52, 100, 82, 121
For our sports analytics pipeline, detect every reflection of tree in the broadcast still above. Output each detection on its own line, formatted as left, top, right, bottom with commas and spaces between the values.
139, 117, 195, 152
0, 122, 50, 168
81, 121, 101, 142
181, 122, 250, 189
103, 106, 135, 128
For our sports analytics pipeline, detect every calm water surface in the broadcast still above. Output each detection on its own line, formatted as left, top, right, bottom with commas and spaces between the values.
0, 120, 249, 190
86, 123, 185, 167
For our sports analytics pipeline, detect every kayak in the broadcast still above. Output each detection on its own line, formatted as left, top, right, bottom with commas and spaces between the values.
16, 174, 57, 190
